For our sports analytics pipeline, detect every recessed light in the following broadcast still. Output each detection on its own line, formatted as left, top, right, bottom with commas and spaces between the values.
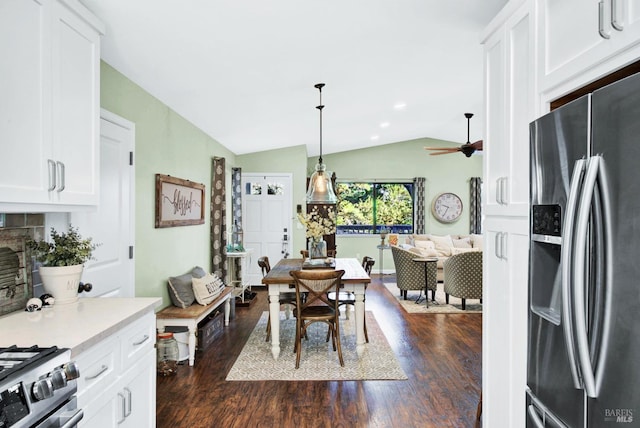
379, 122, 390, 128
394, 103, 406, 110
371, 135, 379, 140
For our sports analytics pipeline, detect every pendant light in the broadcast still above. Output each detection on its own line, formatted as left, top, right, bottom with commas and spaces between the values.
306, 83, 337, 203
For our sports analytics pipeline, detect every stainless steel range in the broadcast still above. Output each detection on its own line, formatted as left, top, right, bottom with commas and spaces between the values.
0, 346, 81, 428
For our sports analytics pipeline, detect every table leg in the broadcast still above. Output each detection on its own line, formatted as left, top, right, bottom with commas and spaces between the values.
269, 287, 281, 359
354, 288, 366, 356
424, 263, 429, 308
187, 325, 197, 366
224, 295, 230, 326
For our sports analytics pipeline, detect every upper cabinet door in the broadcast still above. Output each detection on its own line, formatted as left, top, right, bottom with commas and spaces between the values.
539, 0, 640, 94
483, 2, 534, 217
51, 0, 101, 206
0, 0, 53, 205
0, 0, 103, 212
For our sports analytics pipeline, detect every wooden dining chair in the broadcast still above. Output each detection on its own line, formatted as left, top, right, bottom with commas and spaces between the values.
289, 269, 346, 369
327, 256, 374, 343
259, 256, 301, 342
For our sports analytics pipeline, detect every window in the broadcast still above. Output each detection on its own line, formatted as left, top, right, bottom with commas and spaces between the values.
336, 182, 414, 235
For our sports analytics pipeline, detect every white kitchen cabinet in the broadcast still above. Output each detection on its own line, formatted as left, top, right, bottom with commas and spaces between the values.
0, 0, 103, 212
539, 0, 640, 93
482, 0, 535, 218
76, 311, 156, 428
482, 216, 529, 428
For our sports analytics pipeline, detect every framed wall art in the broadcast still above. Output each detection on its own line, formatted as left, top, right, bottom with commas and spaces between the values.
155, 174, 205, 228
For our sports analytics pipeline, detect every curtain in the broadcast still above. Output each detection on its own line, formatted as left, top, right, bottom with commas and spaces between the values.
470, 177, 482, 234
413, 177, 426, 234
211, 158, 227, 280
231, 167, 242, 280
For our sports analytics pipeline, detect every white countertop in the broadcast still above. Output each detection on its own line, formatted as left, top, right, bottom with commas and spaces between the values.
0, 297, 161, 357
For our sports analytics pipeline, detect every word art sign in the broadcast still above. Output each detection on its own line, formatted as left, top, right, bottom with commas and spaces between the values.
155, 174, 205, 228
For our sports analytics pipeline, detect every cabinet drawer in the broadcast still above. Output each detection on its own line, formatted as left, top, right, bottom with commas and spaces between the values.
121, 311, 155, 367
75, 334, 121, 408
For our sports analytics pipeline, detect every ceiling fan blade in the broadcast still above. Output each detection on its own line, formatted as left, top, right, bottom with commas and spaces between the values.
424, 147, 459, 152
429, 151, 456, 156
471, 140, 483, 150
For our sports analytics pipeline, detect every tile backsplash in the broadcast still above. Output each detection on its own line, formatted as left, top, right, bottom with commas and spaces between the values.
0, 213, 46, 297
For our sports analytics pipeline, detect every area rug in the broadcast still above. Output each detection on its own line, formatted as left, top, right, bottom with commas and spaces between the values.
226, 311, 407, 381
383, 282, 482, 314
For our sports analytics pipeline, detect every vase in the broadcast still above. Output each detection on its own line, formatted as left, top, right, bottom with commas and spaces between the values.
309, 239, 327, 259
39, 264, 84, 304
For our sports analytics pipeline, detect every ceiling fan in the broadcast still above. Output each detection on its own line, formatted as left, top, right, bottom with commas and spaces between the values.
424, 113, 483, 157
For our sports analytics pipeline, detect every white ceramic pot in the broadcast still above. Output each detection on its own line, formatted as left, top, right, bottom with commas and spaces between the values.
39, 264, 84, 304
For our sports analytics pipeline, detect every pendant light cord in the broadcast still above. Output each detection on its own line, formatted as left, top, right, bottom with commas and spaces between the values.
315, 83, 325, 164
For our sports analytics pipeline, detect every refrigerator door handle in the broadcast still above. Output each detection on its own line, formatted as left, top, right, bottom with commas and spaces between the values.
561, 158, 587, 389
573, 155, 600, 398
527, 405, 545, 428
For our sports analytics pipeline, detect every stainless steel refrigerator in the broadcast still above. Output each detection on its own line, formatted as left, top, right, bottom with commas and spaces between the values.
527, 72, 640, 427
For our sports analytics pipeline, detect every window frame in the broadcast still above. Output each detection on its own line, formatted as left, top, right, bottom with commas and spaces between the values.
335, 180, 415, 235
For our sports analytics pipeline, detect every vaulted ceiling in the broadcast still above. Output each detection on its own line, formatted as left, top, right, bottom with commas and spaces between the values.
81, 0, 507, 157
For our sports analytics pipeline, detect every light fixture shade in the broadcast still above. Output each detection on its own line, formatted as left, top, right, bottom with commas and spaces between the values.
306, 161, 337, 203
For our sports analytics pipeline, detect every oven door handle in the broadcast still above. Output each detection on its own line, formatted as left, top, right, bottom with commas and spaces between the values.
60, 408, 84, 428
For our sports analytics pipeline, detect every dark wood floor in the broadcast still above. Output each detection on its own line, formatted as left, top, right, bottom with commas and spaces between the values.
156, 274, 482, 428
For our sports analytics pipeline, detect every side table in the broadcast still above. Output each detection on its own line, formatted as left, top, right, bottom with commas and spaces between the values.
226, 248, 254, 303
412, 257, 438, 307
376, 244, 390, 275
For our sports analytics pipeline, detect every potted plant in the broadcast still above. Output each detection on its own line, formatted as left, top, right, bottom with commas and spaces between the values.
28, 226, 96, 304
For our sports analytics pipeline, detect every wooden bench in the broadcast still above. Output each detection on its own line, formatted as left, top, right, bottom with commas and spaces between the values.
156, 286, 233, 366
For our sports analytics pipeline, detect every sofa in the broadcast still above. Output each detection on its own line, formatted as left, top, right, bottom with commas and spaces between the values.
399, 234, 483, 282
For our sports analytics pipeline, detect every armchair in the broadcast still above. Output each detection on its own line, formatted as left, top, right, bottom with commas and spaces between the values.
443, 251, 483, 310
390, 245, 437, 300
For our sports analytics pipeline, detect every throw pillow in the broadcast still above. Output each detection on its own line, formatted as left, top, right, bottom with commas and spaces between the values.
191, 266, 207, 278
452, 247, 481, 255
428, 234, 454, 257
168, 273, 196, 308
415, 240, 436, 250
192, 273, 225, 305
471, 234, 484, 250
453, 237, 472, 248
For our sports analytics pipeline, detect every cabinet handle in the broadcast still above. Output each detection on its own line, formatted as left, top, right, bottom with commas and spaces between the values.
494, 233, 501, 259
124, 387, 132, 417
47, 159, 57, 191
85, 364, 108, 380
117, 392, 126, 424
56, 161, 66, 192
501, 232, 508, 260
501, 177, 508, 205
599, 1, 611, 39
496, 177, 508, 205
133, 334, 150, 346
611, 0, 623, 31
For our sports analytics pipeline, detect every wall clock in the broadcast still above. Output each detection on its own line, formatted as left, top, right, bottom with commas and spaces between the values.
432, 192, 463, 223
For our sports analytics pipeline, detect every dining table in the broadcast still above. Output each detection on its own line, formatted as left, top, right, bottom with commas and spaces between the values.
261, 257, 371, 359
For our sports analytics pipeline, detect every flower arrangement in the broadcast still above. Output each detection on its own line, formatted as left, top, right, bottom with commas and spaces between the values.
27, 225, 96, 267
297, 206, 336, 242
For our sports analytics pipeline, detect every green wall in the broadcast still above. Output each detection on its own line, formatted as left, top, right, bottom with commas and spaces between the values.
100, 60, 483, 300
100, 61, 236, 306
235, 145, 309, 255
317, 139, 482, 272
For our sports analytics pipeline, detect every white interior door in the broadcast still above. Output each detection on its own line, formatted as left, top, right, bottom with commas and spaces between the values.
71, 110, 134, 297
242, 173, 292, 286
